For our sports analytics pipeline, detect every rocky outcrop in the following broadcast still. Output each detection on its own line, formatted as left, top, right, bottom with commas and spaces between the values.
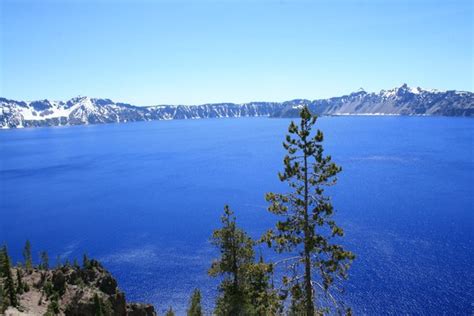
126, 304, 156, 316
0, 84, 472, 129
0, 260, 156, 316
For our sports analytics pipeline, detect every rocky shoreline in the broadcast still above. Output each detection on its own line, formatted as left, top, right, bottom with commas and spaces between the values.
1, 258, 155, 316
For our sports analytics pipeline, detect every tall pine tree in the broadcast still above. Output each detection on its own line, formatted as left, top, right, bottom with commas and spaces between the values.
16, 269, 24, 295
23, 240, 33, 272
0, 246, 18, 308
187, 288, 203, 316
39, 251, 49, 270
264, 106, 355, 315
209, 205, 281, 316
93, 293, 105, 316
209, 205, 255, 315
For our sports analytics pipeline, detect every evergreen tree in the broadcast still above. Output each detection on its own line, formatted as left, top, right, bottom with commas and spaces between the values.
16, 269, 24, 295
83, 254, 91, 269
0, 247, 6, 278
0, 246, 18, 307
23, 240, 33, 272
0, 284, 5, 314
73, 258, 80, 270
246, 256, 281, 315
264, 107, 355, 315
45, 294, 60, 315
165, 306, 175, 316
209, 205, 255, 315
0, 283, 7, 312
39, 251, 49, 270
209, 205, 281, 315
287, 283, 305, 316
187, 288, 203, 316
93, 293, 105, 316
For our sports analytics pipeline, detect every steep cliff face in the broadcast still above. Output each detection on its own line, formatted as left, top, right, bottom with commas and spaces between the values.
273, 85, 474, 117
1, 260, 156, 316
1, 84, 472, 129
0, 97, 283, 129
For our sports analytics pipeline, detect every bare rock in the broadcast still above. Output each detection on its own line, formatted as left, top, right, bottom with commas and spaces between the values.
126, 303, 157, 316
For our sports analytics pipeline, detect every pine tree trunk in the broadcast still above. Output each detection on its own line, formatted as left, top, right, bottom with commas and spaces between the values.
303, 149, 315, 316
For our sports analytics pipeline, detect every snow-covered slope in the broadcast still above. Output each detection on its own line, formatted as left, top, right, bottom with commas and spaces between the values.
273, 84, 474, 117
1, 85, 472, 128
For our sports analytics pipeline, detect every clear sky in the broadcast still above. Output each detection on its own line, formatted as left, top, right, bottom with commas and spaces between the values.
0, 0, 472, 105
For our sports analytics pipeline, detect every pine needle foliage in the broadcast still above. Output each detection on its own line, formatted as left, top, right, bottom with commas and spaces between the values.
187, 288, 203, 316
263, 106, 355, 315
209, 205, 281, 316
0, 246, 18, 308
23, 240, 33, 272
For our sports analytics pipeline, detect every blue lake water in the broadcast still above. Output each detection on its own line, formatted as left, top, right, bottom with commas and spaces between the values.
0, 117, 473, 315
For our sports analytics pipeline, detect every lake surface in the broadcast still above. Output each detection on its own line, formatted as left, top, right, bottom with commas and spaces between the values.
1, 117, 473, 315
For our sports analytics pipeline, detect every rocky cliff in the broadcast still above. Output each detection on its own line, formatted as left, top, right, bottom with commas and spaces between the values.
1, 84, 472, 129
272, 84, 474, 117
0, 260, 156, 316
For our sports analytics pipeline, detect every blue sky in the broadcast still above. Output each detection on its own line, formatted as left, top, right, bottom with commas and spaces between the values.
1, 0, 472, 105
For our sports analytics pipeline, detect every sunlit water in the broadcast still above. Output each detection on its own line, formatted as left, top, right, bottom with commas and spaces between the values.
1, 117, 473, 315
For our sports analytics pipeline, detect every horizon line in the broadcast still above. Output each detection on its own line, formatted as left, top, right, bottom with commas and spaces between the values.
2, 83, 472, 107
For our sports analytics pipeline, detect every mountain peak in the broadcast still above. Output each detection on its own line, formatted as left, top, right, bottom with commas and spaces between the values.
399, 83, 409, 89
1, 87, 472, 128
396, 84, 423, 94
71, 95, 91, 102
350, 88, 366, 96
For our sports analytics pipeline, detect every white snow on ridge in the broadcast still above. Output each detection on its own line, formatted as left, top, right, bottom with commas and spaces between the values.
14, 97, 107, 122
1, 85, 472, 129
409, 86, 421, 94
15, 100, 64, 121
19, 103, 71, 121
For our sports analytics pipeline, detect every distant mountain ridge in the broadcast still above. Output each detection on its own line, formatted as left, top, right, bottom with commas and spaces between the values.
1, 84, 472, 128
